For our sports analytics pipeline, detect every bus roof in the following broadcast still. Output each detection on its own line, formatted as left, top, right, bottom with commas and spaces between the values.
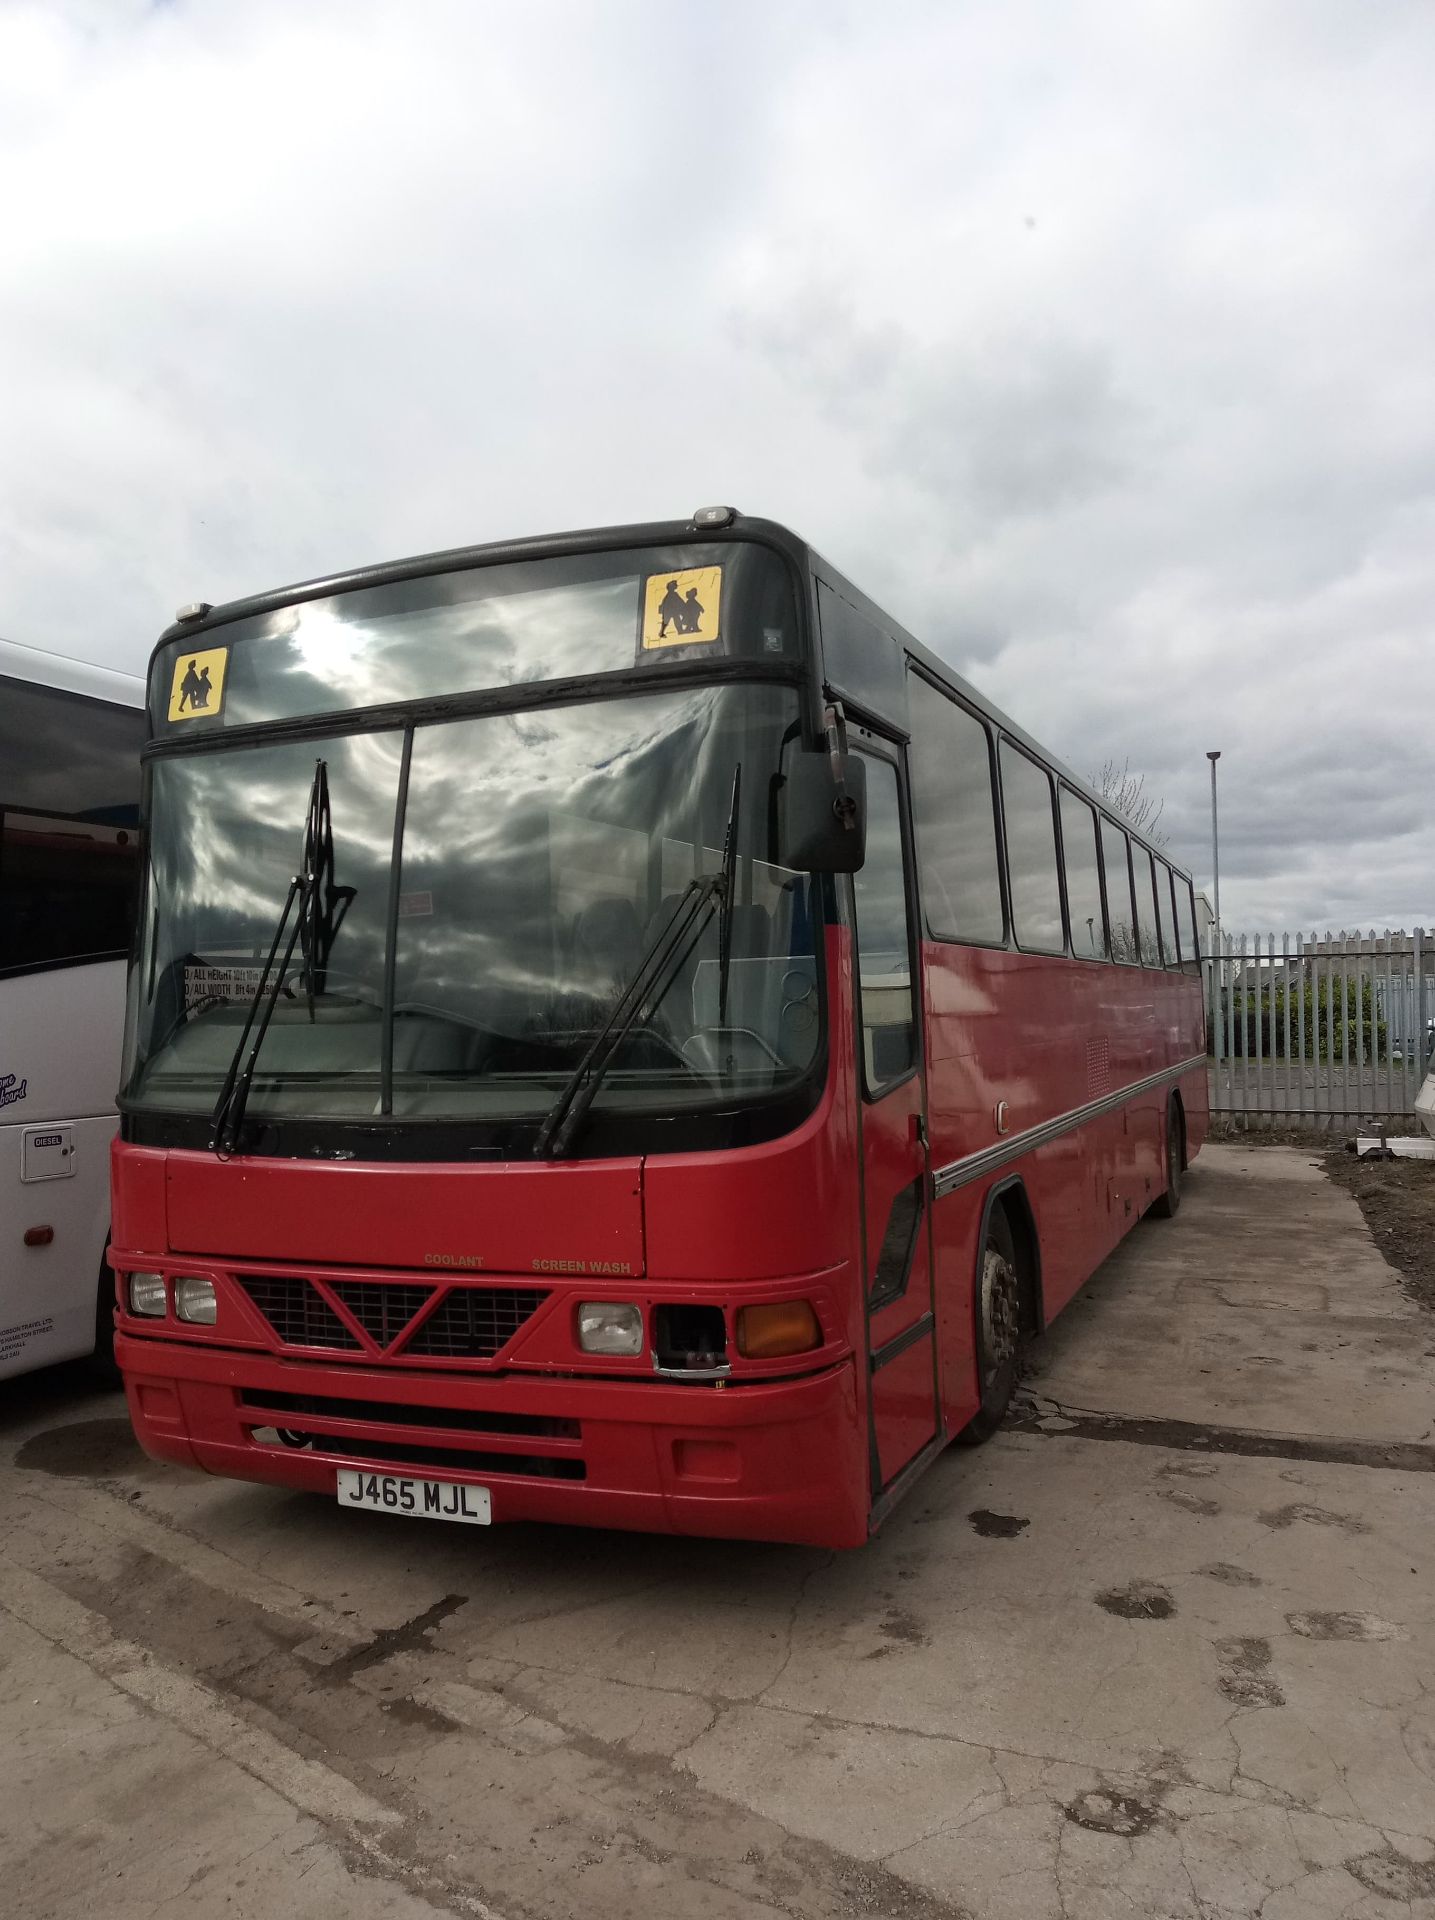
147, 511, 1191, 883
151, 514, 814, 650
0, 635, 144, 709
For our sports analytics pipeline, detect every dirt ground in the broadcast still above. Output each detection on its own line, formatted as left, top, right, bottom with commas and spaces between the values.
1324, 1151, 1435, 1313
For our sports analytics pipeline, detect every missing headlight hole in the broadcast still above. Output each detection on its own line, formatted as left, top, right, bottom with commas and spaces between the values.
655, 1303, 727, 1373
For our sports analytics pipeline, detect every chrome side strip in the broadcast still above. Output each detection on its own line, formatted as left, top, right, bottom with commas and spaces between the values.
931, 1055, 1206, 1201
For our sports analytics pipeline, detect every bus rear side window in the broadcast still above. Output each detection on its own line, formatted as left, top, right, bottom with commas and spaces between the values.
908, 677, 1005, 946
1060, 788, 1107, 960
999, 743, 1064, 955
0, 676, 142, 975
0, 813, 139, 973
1100, 817, 1138, 964
1137, 849, 1162, 968
1155, 858, 1180, 968
1173, 874, 1201, 974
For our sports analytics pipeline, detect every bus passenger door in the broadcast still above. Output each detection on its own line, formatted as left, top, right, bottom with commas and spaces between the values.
851, 746, 939, 1497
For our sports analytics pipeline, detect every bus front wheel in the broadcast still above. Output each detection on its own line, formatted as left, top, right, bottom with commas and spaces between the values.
92, 1247, 119, 1377
957, 1206, 1023, 1446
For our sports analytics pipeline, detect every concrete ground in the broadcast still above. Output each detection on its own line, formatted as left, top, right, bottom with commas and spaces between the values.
3, 1142, 1434, 1920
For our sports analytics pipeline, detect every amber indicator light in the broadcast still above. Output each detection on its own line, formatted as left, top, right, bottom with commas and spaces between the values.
736, 1300, 821, 1359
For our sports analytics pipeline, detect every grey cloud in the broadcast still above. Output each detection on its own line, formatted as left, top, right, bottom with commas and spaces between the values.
738, 295, 1144, 521
3, 0, 1434, 932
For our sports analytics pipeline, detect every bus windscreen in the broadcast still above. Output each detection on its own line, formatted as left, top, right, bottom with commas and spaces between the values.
125, 681, 821, 1139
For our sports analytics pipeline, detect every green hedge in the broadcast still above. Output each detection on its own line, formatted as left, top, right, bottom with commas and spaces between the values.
1214, 976, 1388, 1062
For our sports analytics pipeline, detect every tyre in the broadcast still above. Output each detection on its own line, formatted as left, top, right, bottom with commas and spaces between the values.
957, 1204, 1023, 1446
1150, 1101, 1184, 1219
91, 1248, 119, 1379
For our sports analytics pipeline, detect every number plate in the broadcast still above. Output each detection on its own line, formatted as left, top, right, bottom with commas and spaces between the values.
336, 1469, 491, 1525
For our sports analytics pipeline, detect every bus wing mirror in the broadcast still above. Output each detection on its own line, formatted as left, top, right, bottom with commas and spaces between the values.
777, 750, 867, 873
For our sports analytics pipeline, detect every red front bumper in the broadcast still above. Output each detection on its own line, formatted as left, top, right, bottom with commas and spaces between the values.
116, 1331, 869, 1549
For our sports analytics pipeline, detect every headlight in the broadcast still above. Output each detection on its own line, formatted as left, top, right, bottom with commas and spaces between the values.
174, 1276, 218, 1325
576, 1301, 643, 1356
128, 1272, 167, 1317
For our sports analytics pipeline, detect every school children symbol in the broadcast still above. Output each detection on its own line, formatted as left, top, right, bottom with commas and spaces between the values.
641, 566, 722, 650
167, 646, 229, 722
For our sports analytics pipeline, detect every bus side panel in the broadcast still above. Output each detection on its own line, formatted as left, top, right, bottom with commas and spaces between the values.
1, 1113, 113, 1377
1, 959, 127, 1378
1032, 967, 1199, 1322
920, 938, 1205, 1361
922, 941, 1115, 1353
1036, 1103, 1144, 1322
1023, 1129, 1096, 1323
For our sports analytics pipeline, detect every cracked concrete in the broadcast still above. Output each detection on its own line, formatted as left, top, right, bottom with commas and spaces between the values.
3, 1144, 1434, 1917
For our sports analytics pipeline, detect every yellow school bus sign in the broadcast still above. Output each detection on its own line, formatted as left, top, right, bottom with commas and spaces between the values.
641, 567, 722, 650
167, 646, 228, 722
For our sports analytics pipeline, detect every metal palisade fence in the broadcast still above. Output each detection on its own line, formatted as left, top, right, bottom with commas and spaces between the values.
1204, 930, 1433, 1127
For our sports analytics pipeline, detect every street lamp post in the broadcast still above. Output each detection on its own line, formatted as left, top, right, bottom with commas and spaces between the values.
1206, 751, 1222, 957
1206, 750, 1223, 1073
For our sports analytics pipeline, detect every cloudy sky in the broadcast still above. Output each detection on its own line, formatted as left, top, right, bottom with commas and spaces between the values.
4, 0, 1433, 932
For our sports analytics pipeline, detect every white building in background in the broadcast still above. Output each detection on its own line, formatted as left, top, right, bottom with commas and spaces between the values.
1195, 889, 1214, 953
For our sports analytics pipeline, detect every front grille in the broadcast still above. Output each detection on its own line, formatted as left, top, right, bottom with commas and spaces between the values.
239, 1388, 580, 1442
233, 1274, 548, 1362
237, 1276, 359, 1350
329, 1282, 434, 1347
249, 1428, 585, 1480
402, 1287, 549, 1359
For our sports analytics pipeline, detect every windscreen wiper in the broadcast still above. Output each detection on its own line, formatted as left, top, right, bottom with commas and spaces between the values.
209, 760, 354, 1156
716, 762, 740, 1031
298, 756, 356, 1014
533, 764, 742, 1161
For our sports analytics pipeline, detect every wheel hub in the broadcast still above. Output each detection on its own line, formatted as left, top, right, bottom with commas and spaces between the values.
981, 1248, 1020, 1382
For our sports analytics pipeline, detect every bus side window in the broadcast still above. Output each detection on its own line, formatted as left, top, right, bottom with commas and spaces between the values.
1174, 875, 1201, 975
1060, 787, 1108, 960
0, 675, 143, 975
851, 754, 916, 1096
999, 743, 1064, 955
1100, 817, 1138, 964
1155, 858, 1180, 969
907, 674, 1005, 946
1137, 849, 1162, 968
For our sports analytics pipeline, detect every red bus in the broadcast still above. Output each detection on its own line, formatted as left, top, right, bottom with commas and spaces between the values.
112, 510, 1206, 1548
